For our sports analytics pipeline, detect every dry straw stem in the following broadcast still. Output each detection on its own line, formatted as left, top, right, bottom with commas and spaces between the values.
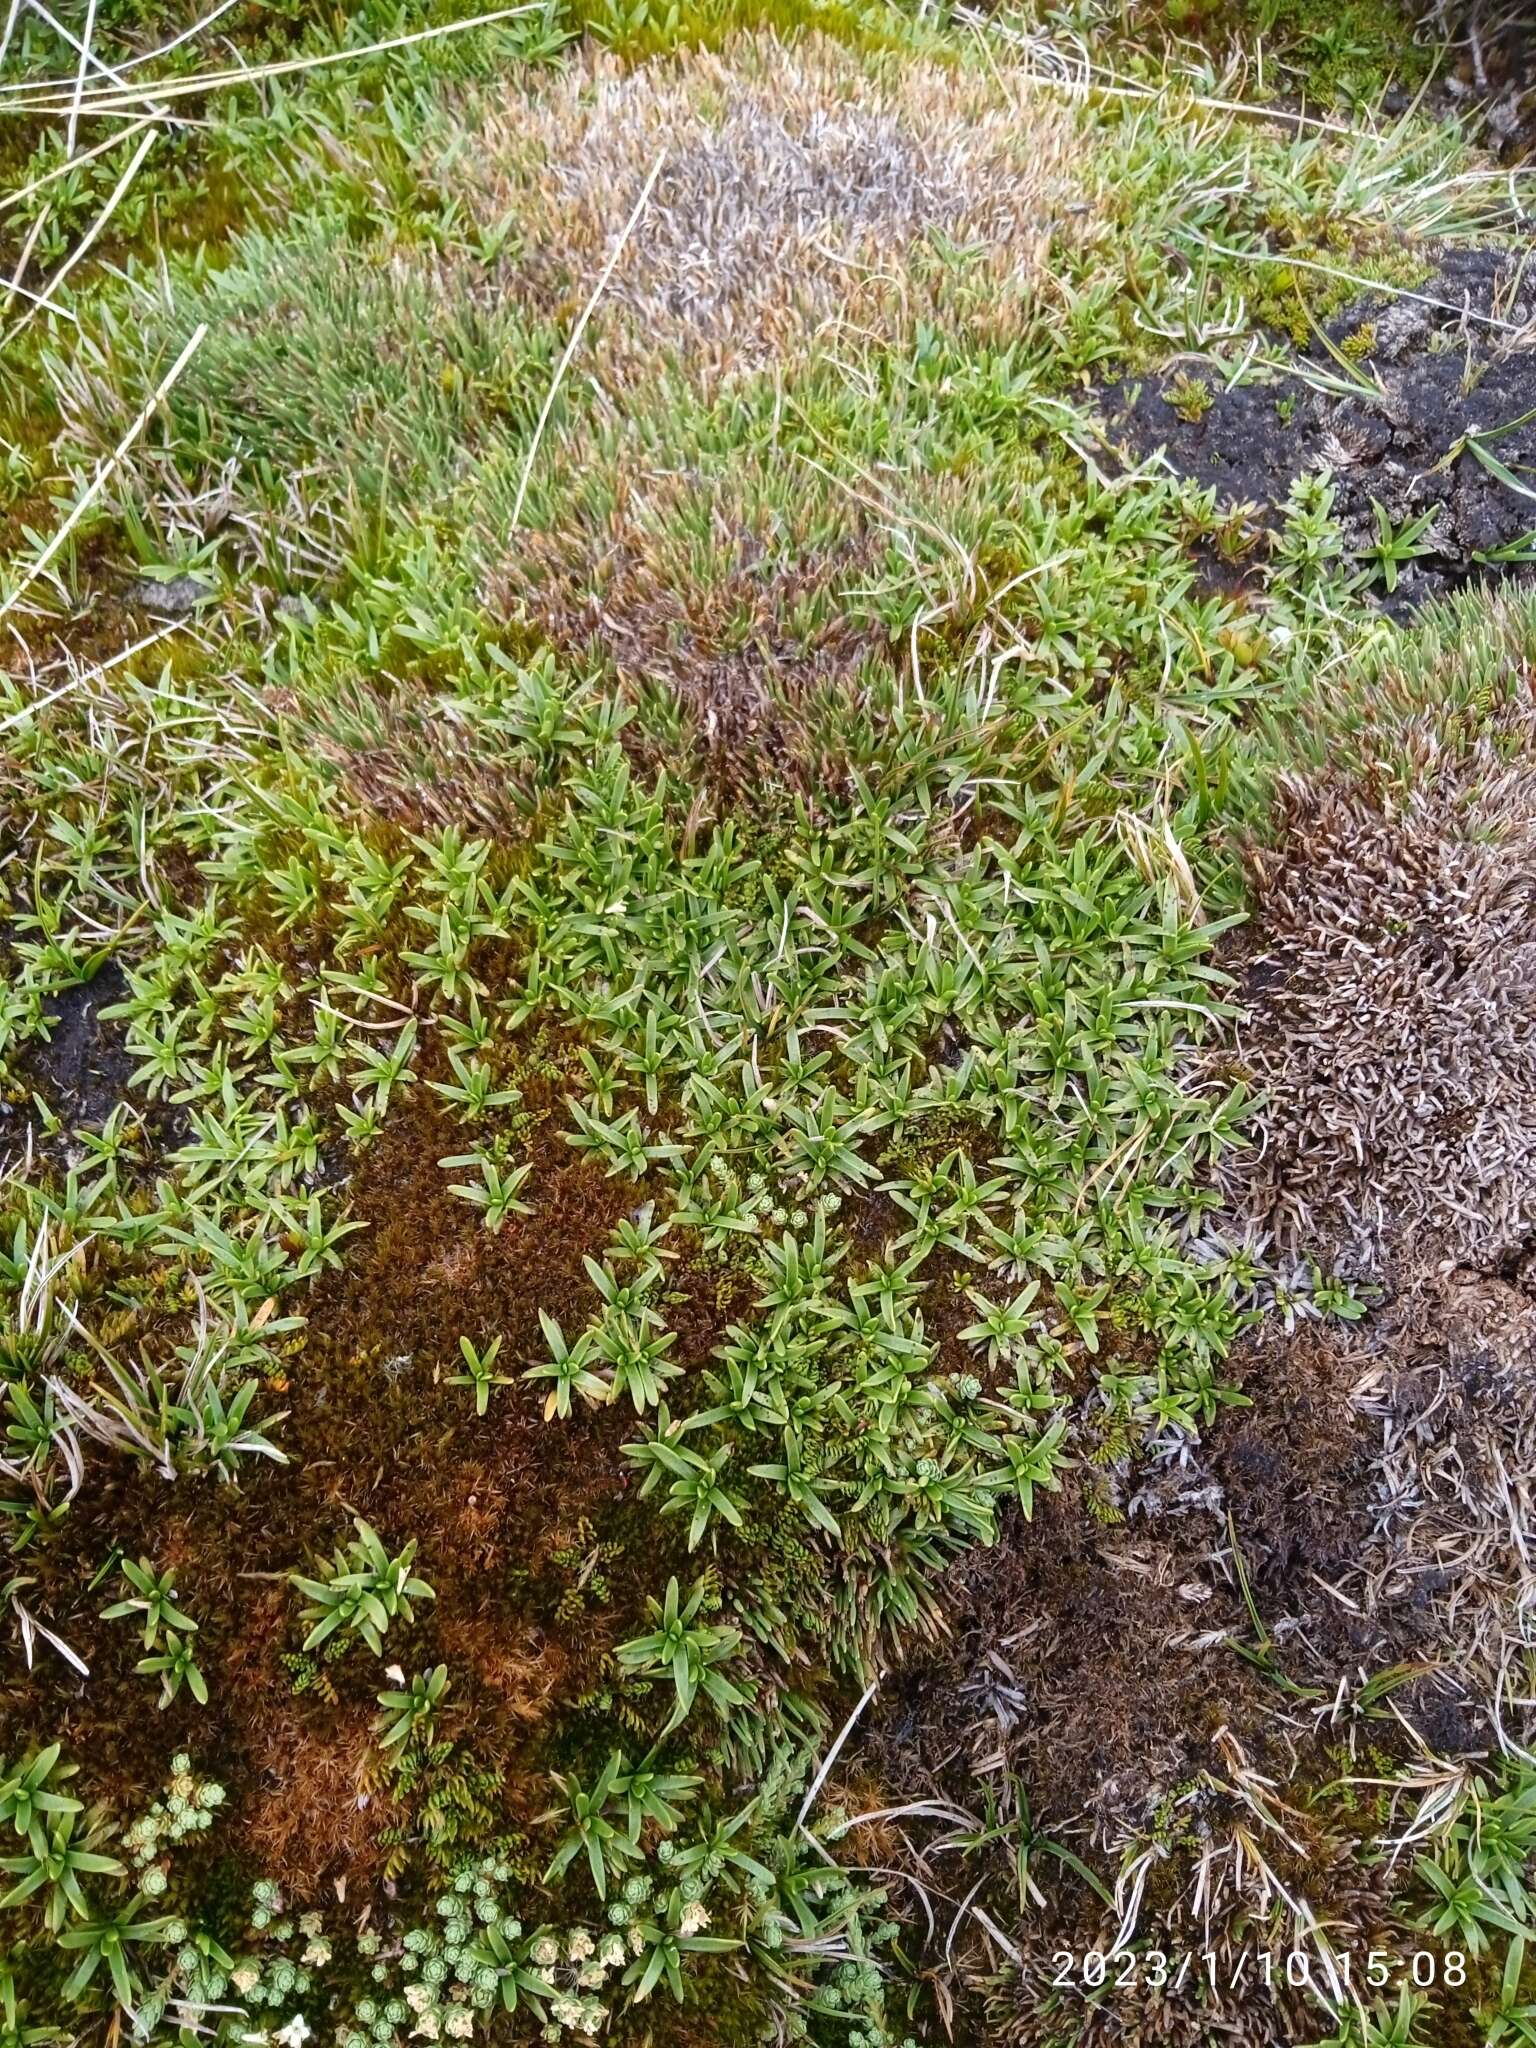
0, 111, 159, 214
3, 124, 157, 341
0, 0, 241, 98
1183, 232, 1533, 332
971, 3, 1410, 139
462, 30, 1083, 373
0, 2, 541, 118
980, 6, 1532, 241
67, 0, 98, 154
0, 271, 73, 319
0, 617, 193, 734
0, 320, 207, 630
19, 0, 161, 108
508, 148, 667, 533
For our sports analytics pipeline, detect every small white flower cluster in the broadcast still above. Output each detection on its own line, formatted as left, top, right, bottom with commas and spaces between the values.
528, 1923, 629, 2040
122, 1752, 225, 1891
333, 1859, 618, 2048
299, 1910, 333, 1969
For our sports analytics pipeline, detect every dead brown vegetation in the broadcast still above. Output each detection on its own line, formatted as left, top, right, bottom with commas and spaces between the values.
1222, 679, 1536, 1279
457, 32, 1082, 375
841, 1305, 1495, 2044
292, 668, 547, 840
491, 468, 886, 794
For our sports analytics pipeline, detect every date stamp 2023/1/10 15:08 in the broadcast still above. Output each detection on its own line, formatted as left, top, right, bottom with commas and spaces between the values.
1044, 1947, 1469, 2000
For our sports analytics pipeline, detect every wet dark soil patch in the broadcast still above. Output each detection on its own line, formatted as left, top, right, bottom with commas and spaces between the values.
1103, 245, 1536, 608
7, 960, 135, 1130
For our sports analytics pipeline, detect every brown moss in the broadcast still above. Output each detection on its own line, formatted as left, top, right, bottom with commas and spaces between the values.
0, 1089, 692, 1891
492, 471, 889, 800
435, 1612, 567, 1735
242, 1698, 402, 1896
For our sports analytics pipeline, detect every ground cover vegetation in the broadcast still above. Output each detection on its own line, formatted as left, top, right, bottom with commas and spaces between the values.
0, 0, 1534, 2043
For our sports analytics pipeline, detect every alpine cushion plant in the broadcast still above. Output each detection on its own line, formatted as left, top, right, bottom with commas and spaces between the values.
57, 1896, 176, 2011
616, 1576, 753, 1733
541, 1751, 639, 1902
136, 1635, 210, 1711
0, 1813, 124, 1935
101, 1558, 197, 1652
447, 1333, 513, 1416
292, 1520, 435, 1657
375, 1664, 451, 1751
0, 1747, 81, 1856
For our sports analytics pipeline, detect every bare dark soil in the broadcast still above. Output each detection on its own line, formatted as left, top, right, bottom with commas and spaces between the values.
1431, 0, 1536, 158
1103, 246, 1536, 608
10, 961, 135, 1131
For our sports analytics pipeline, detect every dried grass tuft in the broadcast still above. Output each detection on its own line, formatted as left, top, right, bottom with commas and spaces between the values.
458, 30, 1082, 372
1347, 1270, 1536, 1724
1198, 592, 1536, 1779
1225, 614, 1536, 1281
288, 669, 542, 839
491, 460, 884, 793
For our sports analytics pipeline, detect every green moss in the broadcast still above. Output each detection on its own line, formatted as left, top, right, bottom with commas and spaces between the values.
560, 0, 941, 62
1114, 0, 1435, 105
1164, 369, 1215, 421
1246, 232, 1432, 344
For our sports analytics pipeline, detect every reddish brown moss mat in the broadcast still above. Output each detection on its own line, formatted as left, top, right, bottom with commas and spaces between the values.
0, 1099, 697, 1898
